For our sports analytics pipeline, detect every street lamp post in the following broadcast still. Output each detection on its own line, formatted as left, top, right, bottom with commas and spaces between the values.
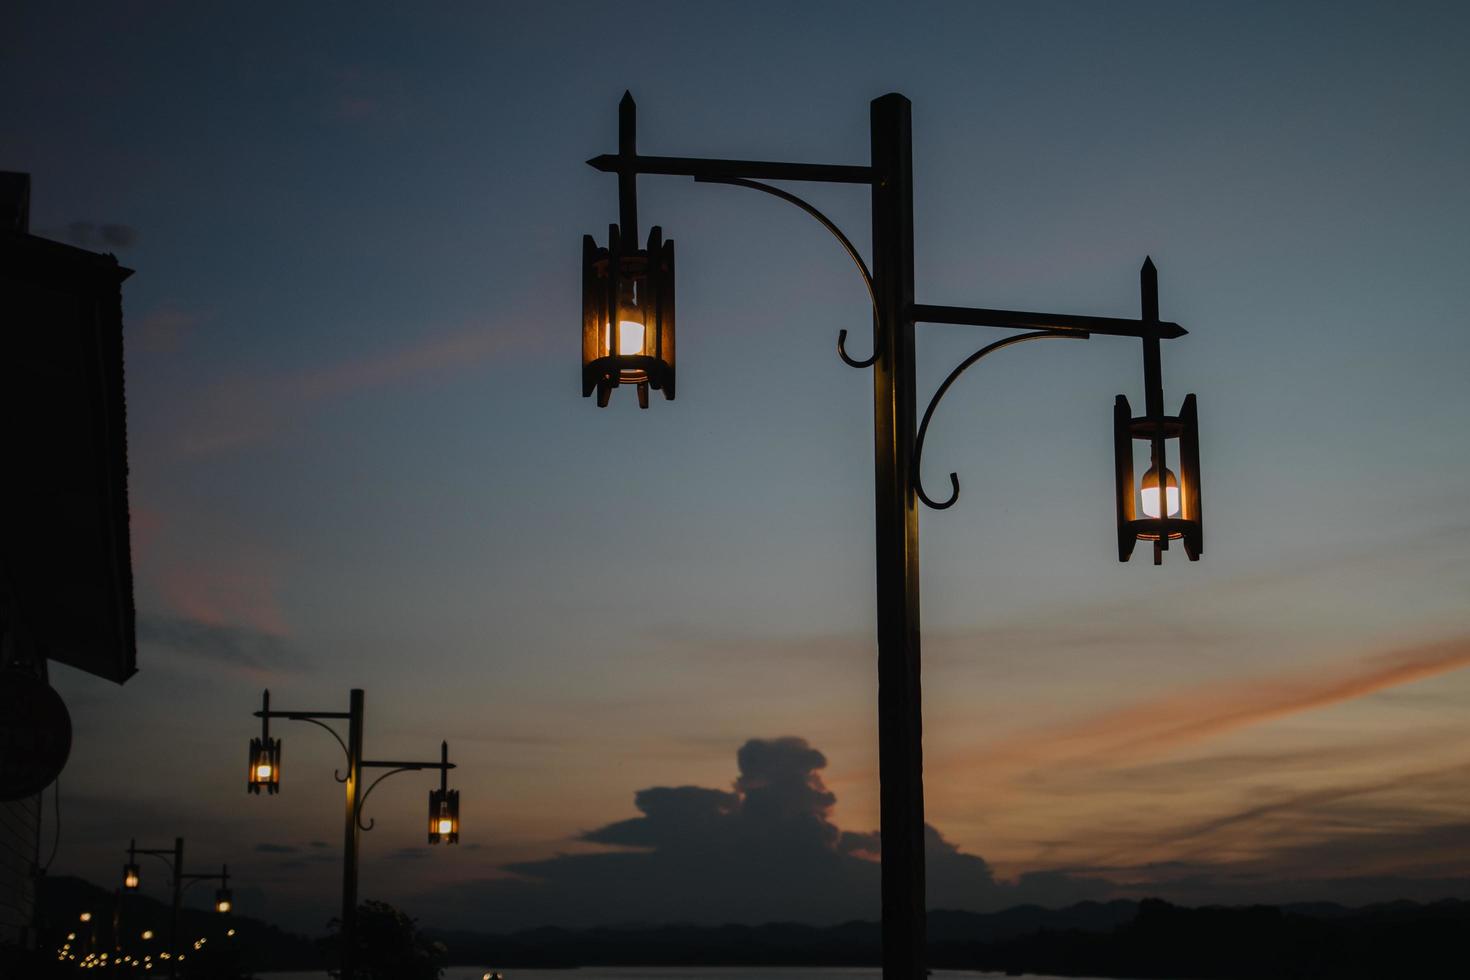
580, 91, 1204, 980
122, 837, 232, 979
247, 688, 459, 980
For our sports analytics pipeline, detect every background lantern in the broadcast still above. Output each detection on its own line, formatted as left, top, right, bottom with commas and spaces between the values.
427, 740, 459, 844
1114, 392, 1202, 564
582, 222, 675, 408
123, 861, 140, 891
214, 887, 232, 914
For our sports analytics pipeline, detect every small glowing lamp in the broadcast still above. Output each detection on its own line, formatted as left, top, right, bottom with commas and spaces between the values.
1113, 392, 1202, 564
249, 691, 281, 795
427, 740, 460, 844
141, 931, 153, 941
582, 223, 676, 408
79, 912, 92, 923
123, 862, 140, 891
215, 888, 232, 914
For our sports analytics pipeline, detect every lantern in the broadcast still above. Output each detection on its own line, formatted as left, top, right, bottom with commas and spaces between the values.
248, 691, 281, 794
582, 223, 675, 408
214, 888, 232, 914
247, 735, 280, 795
1114, 392, 1202, 564
428, 787, 459, 844
427, 740, 459, 844
123, 862, 140, 891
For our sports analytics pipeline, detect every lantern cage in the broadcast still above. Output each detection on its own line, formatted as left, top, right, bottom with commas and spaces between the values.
123, 862, 140, 891
582, 222, 675, 408
247, 736, 280, 795
428, 787, 460, 845
1114, 392, 1203, 564
215, 887, 232, 914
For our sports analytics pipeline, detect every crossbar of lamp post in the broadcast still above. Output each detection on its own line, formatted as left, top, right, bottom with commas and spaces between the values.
582, 91, 1201, 980
250, 689, 456, 980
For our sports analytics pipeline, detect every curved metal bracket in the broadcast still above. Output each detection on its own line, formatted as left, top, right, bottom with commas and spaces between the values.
286, 716, 351, 770
696, 175, 877, 368
914, 330, 1087, 510
355, 767, 416, 833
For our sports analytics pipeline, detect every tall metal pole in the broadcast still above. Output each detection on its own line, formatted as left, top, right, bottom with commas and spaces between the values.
341, 688, 364, 980
169, 837, 182, 980
870, 93, 926, 980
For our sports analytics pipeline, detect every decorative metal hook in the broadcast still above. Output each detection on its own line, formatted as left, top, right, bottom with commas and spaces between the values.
914, 330, 1087, 510
354, 767, 416, 833
695, 175, 878, 368
332, 768, 349, 784
287, 716, 351, 769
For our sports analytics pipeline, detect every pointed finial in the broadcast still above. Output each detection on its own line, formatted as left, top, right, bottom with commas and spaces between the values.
620, 90, 635, 107
1142, 255, 1156, 272
1140, 256, 1159, 322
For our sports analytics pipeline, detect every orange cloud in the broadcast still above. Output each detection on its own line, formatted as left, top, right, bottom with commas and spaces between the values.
939, 635, 1470, 779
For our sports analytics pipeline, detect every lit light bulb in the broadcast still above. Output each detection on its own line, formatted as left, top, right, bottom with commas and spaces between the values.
255, 763, 273, 780
79, 913, 92, 923
616, 319, 645, 356
437, 817, 454, 835
1140, 465, 1180, 518
141, 931, 153, 941
216, 900, 231, 913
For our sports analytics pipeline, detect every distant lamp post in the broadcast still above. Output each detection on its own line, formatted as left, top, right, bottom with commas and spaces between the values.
427, 742, 459, 844
247, 692, 281, 794
121, 839, 232, 979
577, 91, 1208, 980
247, 688, 457, 980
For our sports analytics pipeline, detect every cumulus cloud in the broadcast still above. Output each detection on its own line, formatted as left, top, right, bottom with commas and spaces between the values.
414, 736, 1109, 930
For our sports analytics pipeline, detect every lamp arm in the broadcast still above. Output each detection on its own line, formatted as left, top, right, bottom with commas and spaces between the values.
283, 715, 352, 778
695, 175, 878, 369
134, 850, 175, 874
354, 766, 416, 833
914, 330, 1087, 510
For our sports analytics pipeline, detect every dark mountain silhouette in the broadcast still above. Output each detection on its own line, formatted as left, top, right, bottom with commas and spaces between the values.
31, 875, 1470, 978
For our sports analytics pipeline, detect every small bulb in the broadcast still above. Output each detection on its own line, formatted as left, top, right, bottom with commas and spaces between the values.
216, 900, 231, 913
255, 763, 273, 780
617, 319, 645, 356
79, 913, 92, 923
437, 817, 454, 835
141, 931, 153, 941
1140, 465, 1180, 518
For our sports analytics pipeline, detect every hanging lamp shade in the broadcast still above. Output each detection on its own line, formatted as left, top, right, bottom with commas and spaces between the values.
1114, 392, 1203, 564
247, 736, 280, 795
582, 223, 675, 408
428, 787, 460, 844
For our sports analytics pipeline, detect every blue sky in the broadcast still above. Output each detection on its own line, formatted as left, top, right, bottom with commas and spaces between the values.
7, 1, 1470, 931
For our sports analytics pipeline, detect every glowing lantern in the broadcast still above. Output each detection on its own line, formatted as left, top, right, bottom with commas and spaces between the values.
1113, 392, 1202, 563
427, 740, 459, 844
582, 223, 675, 408
248, 691, 281, 794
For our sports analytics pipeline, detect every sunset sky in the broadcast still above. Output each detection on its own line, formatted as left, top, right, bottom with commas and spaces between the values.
7, 1, 1470, 932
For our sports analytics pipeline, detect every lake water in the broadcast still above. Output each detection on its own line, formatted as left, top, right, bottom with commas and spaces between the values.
263, 968, 1122, 980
